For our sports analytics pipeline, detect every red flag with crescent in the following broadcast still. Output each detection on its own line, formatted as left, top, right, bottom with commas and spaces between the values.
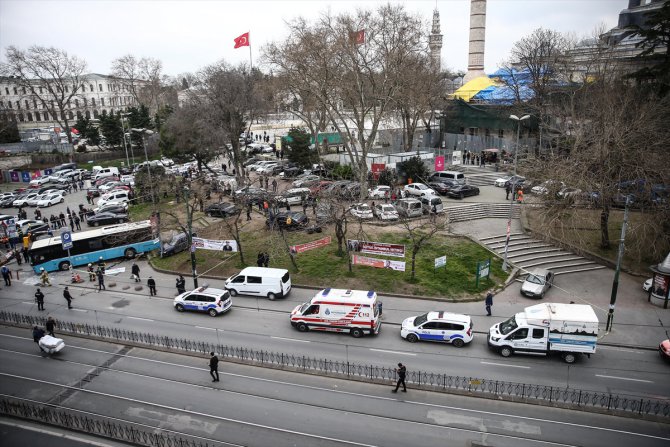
351, 29, 365, 45
234, 32, 250, 49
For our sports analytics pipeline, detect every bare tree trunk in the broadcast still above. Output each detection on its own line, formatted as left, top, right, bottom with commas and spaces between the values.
600, 206, 610, 249
411, 249, 418, 280
278, 227, 299, 271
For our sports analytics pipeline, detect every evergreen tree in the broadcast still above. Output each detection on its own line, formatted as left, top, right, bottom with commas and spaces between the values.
285, 127, 316, 169
73, 114, 100, 145
630, 1, 670, 95
99, 112, 123, 147
0, 116, 20, 143
397, 156, 430, 184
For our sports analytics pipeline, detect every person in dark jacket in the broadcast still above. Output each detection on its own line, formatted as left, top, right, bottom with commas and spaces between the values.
33, 326, 46, 351
392, 362, 407, 393
485, 290, 494, 316
35, 288, 45, 311
148, 277, 156, 296
209, 352, 220, 382
46, 317, 56, 336
131, 263, 141, 282
63, 286, 73, 309
176, 275, 186, 294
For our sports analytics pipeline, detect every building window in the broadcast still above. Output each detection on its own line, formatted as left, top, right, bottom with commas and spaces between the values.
33, 99, 37, 109
83, 98, 87, 107
7, 101, 12, 109
18, 113, 24, 122
91, 98, 96, 107
93, 109, 99, 118
39, 86, 43, 94
22, 87, 26, 94
498, 129, 504, 139
25, 100, 30, 109
85, 110, 91, 119
35, 112, 41, 122
13, 87, 18, 95
68, 111, 74, 119
101, 97, 105, 106
4, 88, 8, 95
89, 84, 94, 92
27, 112, 33, 122
16, 101, 21, 110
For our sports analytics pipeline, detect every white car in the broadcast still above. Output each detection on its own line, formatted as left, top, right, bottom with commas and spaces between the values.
174, 286, 232, 317
37, 193, 64, 208
0, 192, 16, 200
373, 203, 399, 221
643, 278, 653, 292
531, 180, 565, 195
27, 194, 48, 207
292, 175, 320, 188
494, 176, 512, 187
161, 158, 175, 167
97, 191, 130, 207
403, 183, 436, 197
349, 203, 373, 220
368, 185, 391, 199
120, 175, 135, 186
400, 312, 473, 347
98, 181, 124, 192
256, 163, 279, 175
29, 177, 50, 187
12, 193, 39, 207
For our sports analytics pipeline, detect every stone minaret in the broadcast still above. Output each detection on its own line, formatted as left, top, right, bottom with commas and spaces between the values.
429, 8, 443, 69
463, 0, 487, 83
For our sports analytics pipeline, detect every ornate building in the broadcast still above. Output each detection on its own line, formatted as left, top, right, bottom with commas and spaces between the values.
429, 8, 443, 69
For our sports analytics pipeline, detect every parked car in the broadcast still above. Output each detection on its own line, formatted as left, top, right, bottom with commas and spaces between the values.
368, 185, 391, 199
86, 212, 129, 226
29, 177, 51, 187
503, 175, 526, 188
26, 194, 47, 207
37, 193, 65, 208
280, 167, 304, 179
494, 175, 512, 188
13, 193, 39, 207
373, 203, 399, 221
161, 232, 191, 257
266, 211, 309, 230
173, 286, 232, 317
292, 175, 321, 188
0, 196, 16, 207
531, 180, 565, 195
446, 184, 480, 199
400, 312, 473, 348
349, 203, 373, 220
204, 202, 239, 218
520, 268, 554, 299
93, 203, 129, 215
660, 339, 670, 361
403, 183, 436, 198
427, 181, 455, 196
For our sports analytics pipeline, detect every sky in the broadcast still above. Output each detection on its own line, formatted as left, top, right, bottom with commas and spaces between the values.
0, 0, 620, 78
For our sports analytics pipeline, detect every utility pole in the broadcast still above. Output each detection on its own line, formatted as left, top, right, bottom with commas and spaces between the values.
606, 198, 630, 331
184, 186, 198, 288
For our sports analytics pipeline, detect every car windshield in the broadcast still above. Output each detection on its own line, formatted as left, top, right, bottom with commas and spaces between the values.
525, 274, 544, 285
499, 316, 518, 335
299, 302, 311, 314
381, 205, 394, 212
416, 184, 428, 190
413, 313, 429, 326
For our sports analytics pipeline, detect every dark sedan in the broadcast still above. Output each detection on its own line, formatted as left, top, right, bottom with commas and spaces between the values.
281, 167, 304, 179
427, 181, 456, 195
266, 211, 309, 230
205, 202, 239, 218
446, 184, 480, 199
87, 212, 129, 226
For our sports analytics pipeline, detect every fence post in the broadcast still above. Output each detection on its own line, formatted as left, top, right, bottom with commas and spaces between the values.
347, 361, 350, 377
639, 398, 643, 415
549, 386, 553, 402
607, 394, 612, 410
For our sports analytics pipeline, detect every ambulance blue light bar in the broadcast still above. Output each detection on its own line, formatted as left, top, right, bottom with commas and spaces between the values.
367, 290, 375, 298
322, 288, 331, 296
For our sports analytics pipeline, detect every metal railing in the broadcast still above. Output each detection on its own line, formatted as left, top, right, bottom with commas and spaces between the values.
3, 311, 668, 419
0, 395, 228, 447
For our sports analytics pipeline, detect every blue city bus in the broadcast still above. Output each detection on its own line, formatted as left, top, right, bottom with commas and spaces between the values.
29, 220, 159, 273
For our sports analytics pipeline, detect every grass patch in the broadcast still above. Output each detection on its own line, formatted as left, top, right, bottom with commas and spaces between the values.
152, 228, 502, 299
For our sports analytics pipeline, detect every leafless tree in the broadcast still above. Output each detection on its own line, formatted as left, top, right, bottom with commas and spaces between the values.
399, 213, 447, 280
111, 55, 169, 112
1, 45, 88, 143
264, 4, 429, 198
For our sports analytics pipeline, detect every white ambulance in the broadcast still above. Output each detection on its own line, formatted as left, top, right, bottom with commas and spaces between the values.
290, 288, 382, 338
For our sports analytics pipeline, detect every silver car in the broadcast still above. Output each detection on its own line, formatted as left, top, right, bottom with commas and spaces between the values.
520, 268, 554, 299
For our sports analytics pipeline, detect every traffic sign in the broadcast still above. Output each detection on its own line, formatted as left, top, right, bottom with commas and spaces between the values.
61, 229, 73, 250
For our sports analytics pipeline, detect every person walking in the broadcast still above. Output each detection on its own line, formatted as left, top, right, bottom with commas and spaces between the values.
209, 352, 220, 382
1, 265, 11, 286
39, 268, 51, 286
392, 362, 407, 393
35, 288, 45, 311
271, 178, 277, 193
22, 246, 29, 263
63, 286, 73, 309
505, 183, 511, 201
148, 276, 157, 296
33, 326, 46, 352
246, 203, 252, 221
485, 290, 494, 316
96, 269, 106, 292
176, 275, 186, 294
131, 263, 141, 282
74, 215, 81, 231
46, 316, 56, 336
257, 252, 264, 267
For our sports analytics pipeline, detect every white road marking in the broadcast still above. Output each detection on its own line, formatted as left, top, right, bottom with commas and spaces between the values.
595, 374, 653, 383
21, 302, 35, 306
126, 316, 153, 322
1, 339, 667, 442
271, 336, 310, 343
71, 309, 88, 313
481, 361, 530, 369
369, 349, 416, 356
195, 326, 218, 331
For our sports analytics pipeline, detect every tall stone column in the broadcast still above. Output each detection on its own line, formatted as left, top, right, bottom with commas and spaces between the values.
463, 0, 487, 83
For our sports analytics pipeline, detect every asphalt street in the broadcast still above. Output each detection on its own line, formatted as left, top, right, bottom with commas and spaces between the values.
0, 326, 668, 447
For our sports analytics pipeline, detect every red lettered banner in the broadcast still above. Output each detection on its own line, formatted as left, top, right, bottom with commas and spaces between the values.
347, 239, 405, 258
352, 255, 406, 272
290, 236, 331, 254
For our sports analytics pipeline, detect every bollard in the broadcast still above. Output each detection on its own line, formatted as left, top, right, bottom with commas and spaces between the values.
15, 270, 19, 280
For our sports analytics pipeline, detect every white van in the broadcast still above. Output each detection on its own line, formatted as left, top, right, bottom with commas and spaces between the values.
290, 288, 382, 338
395, 198, 423, 218
94, 167, 120, 181
279, 188, 310, 206
225, 267, 291, 300
431, 171, 465, 185
419, 195, 444, 214
97, 190, 130, 207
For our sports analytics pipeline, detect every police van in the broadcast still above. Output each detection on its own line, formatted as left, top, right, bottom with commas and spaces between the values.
173, 285, 232, 317
290, 288, 382, 338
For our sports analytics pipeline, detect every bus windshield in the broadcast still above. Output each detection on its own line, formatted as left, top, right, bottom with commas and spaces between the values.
29, 220, 159, 273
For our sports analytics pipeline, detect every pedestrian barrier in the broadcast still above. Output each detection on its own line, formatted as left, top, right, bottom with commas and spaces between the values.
0, 395, 225, 447
2, 310, 668, 420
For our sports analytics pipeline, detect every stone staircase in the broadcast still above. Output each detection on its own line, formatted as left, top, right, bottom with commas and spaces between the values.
479, 233, 607, 276
446, 203, 520, 223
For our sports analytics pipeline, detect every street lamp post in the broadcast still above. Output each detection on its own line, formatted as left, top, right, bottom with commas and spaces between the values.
183, 186, 199, 288
119, 113, 133, 167
502, 114, 530, 272
131, 128, 155, 204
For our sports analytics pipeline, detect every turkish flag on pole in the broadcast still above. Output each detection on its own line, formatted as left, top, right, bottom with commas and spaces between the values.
234, 32, 250, 49
352, 29, 365, 45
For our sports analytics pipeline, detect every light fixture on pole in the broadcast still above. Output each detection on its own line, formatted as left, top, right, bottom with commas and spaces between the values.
502, 114, 530, 272
119, 112, 130, 167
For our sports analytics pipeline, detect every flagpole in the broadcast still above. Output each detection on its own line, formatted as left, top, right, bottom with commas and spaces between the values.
248, 31, 252, 70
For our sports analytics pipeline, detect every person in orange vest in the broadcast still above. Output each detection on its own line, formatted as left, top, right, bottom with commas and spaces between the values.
517, 189, 524, 203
